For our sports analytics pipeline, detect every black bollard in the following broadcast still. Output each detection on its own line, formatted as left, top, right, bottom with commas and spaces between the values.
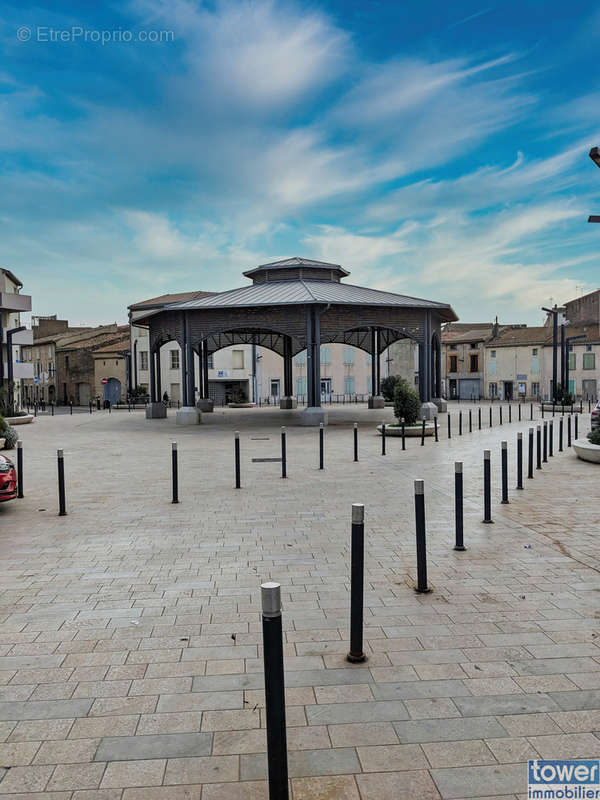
381, 422, 386, 456
421, 418, 425, 446
447, 413, 451, 439
401, 419, 406, 451
543, 421, 548, 463
414, 480, 430, 592
489, 407, 492, 428
536, 425, 542, 469
281, 427, 287, 478
89, 400, 92, 415
353, 422, 358, 462
469, 409, 472, 433
70, 402, 73, 415
57, 449, 67, 516
509, 405, 512, 423
483, 450, 493, 523
454, 462, 465, 551
108, 402, 111, 415
51, 402, 54, 417
478, 407, 482, 430
501, 441, 509, 504
559, 417, 563, 451
552, 401, 556, 417
234, 432, 241, 489
567, 415, 571, 447
34, 403, 37, 417
589, 399, 592, 413
459, 411, 462, 435
171, 442, 179, 504
575, 414, 579, 440
549, 420, 554, 457
530, 402, 533, 421
580, 400, 583, 414
261, 582, 289, 800
542, 403, 545, 419
434, 416, 439, 442
17, 441, 24, 499
500, 406, 503, 426
319, 423, 324, 469
347, 504, 366, 663
519, 402, 522, 421
516, 432, 523, 489
528, 427, 534, 479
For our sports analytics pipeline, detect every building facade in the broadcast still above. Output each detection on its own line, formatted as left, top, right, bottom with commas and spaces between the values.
441, 323, 499, 400
0, 268, 33, 411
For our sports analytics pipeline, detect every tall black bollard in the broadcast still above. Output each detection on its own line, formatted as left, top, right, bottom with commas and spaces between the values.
281, 427, 287, 478
483, 450, 493, 523
543, 421, 548, 463
541, 403, 545, 419
447, 413, 451, 439
434, 416, 439, 442
454, 462, 465, 551
234, 432, 241, 489
519, 402, 522, 421
528, 427, 534, 479
414, 480, 430, 592
421, 418, 425, 446
261, 582, 289, 800
489, 407, 492, 428
501, 441, 509, 504
509, 405, 512, 423
499, 406, 503, 426
567, 415, 572, 447
381, 422, 386, 456
575, 414, 579, 440
319, 423, 324, 469
516, 432, 523, 489
353, 422, 358, 462
347, 504, 366, 663
530, 402, 533, 421
51, 402, 54, 417
536, 425, 542, 469
57, 449, 67, 516
459, 411, 462, 435
580, 399, 583, 414
559, 417, 563, 451
70, 402, 73, 415
17, 441, 24, 499
469, 409, 472, 433
171, 442, 179, 504
549, 420, 554, 457
401, 419, 406, 451
478, 407, 482, 430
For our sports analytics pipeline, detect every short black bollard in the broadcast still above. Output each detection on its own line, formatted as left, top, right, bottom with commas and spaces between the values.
501, 441, 509, 504
499, 406, 503, 426
528, 427, 534, 479
51, 402, 54, 417
353, 422, 358, 462
552, 401, 556, 417
401, 419, 406, 451
447, 413, 451, 439
549, 420, 554, 457
516, 432, 523, 490
575, 414, 579, 440
469, 409, 472, 433
543, 421, 548, 463
580, 399, 583, 414
530, 402, 533, 421
89, 400, 92, 414
347, 504, 367, 663
489, 407, 492, 428
459, 411, 462, 435
281, 427, 287, 478
381, 422, 386, 456
434, 416, 438, 442
420, 418, 425, 446
518, 402, 522, 421
559, 417, 563, 451
509, 405, 512, 423
57, 449, 67, 516
34, 403, 37, 417
171, 442, 179, 504
567, 415, 572, 447
478, 407, 482, 430
414, 480, 430, 592
483, 450, 493, 523
319, 423, 324, 469
234, 432, 241, 489
261, 582, 289, 800
70, 402, 73, 415
17, 441, 24, 499
536, 425, 542, 469
542, 404, 545, 419
454, 462, 465, 551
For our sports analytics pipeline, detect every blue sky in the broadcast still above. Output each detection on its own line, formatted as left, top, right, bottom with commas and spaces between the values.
2, 0, 599, 325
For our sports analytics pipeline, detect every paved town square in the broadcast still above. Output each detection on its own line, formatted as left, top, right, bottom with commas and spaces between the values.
1, 404, 598, 800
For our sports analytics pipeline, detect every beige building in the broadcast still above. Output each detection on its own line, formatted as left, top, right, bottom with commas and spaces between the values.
484, 327, 549, 400
92, 333, 130, 405
442, 323, 498, 400
0, 268, 33, 410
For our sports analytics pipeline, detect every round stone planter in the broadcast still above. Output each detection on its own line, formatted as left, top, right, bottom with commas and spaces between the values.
377, 423, 435, 437
227, 402, 256, 408
0, 438, 5, 449
5, 414, 34, 425
573, 438, 600, 463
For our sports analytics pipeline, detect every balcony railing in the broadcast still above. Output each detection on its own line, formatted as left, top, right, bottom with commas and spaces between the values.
0, 292, 32, 312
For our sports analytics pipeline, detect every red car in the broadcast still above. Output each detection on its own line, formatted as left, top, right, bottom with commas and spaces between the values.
0, 454, 17, 502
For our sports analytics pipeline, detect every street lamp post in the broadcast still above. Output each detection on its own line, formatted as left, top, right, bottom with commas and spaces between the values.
589, 147, 600, 223
542, 307, 558, 401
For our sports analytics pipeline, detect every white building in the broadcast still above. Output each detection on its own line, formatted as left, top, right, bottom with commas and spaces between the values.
0, 268, 33, 411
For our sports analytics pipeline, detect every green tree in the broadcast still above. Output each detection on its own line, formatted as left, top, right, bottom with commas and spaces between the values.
393, 378, 421, 425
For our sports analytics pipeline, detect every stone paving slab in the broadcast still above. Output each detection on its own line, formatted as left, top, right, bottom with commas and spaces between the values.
0, 403, 598, 797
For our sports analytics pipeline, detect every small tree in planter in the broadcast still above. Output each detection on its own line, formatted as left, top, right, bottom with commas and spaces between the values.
393, 378, 421, 425
381, 375, 401, 402
587, 428, 600, 446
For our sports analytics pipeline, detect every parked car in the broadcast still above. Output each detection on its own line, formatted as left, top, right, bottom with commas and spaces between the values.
0, 454, 17, 503
592, 401, 600, 430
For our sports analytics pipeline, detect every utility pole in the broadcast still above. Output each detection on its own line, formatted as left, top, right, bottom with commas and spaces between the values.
542, 307, 558, 401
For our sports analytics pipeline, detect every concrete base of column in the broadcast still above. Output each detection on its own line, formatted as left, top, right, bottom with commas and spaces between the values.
432, 397, 448, 412
176, 406, 201, 425
196, 398, 214, 412
279, 396, 297, 409
368, 395, 385, 409
420, 401, 438, 420
299, 407, 328, 426
145, 402, 167, 419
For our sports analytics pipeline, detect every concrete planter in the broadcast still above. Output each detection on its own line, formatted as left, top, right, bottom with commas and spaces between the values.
0, 439, 5, 449
377, 423, 435, 437
5, 414, 34, 425
227, 402, 255, 408
573, 438, 600, 463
